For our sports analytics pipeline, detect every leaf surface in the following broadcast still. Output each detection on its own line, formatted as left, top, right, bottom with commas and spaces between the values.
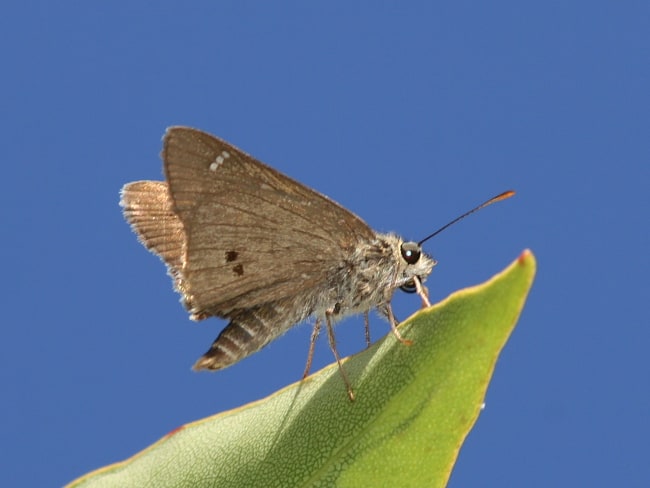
69, 250, 536, 488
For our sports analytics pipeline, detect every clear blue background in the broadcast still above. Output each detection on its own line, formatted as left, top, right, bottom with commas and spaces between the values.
2, 2, 648, 486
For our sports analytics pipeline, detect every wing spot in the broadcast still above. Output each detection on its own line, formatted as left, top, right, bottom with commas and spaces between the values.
209, 152, 230, 172
232, 264, 244, 276
225, 250, 238, 262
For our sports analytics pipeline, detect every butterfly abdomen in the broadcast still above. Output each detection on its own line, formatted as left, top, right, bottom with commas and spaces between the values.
193, 302, 311, 371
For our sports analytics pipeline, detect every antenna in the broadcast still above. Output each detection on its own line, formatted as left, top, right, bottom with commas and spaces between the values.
418, 190, 515, 245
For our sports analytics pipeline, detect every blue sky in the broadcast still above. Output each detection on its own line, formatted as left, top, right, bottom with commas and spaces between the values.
2, 2, 648, 486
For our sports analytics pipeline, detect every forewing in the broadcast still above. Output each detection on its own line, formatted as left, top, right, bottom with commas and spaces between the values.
162, 126, 375, 317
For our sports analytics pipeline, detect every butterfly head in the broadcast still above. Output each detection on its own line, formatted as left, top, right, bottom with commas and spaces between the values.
398, 190, 516, 294
398, 241, 437, 293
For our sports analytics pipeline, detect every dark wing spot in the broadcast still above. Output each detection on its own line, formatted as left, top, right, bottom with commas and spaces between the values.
225, 251, 238, 262
232, 264, 244, 276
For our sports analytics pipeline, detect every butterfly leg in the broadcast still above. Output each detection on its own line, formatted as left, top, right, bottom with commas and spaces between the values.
414, 276, 431, 307
363, 311, 371, 348
325, 311, 355, 401
378, 304, 413, 346
302, 318, 322, 379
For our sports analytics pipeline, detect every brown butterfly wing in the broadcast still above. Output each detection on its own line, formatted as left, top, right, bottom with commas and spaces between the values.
120, 180, 189, 296
162, 126, 376, 319
119, 179, 329, 370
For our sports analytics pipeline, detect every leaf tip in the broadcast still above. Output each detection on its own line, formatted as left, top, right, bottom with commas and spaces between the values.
517, 248, 532, 263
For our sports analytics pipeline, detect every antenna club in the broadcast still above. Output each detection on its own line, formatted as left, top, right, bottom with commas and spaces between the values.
418, 190, 515, 246
495, 190, 516, 201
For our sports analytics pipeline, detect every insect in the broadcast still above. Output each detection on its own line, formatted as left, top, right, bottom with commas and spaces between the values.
121, 127, 514, 400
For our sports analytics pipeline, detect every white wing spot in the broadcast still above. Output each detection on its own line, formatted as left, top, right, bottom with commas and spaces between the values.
209, 155, 225, 172
222, 151, 231, 159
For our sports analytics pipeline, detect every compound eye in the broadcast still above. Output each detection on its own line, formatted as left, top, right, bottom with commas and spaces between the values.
400, 242, 421, 265
400, 279, 418, 294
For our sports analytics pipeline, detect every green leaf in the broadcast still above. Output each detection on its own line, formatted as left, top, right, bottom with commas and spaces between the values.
68, 250, 536, 488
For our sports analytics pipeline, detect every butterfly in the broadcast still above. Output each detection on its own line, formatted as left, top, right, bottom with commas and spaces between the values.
121, 127, 513, 399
